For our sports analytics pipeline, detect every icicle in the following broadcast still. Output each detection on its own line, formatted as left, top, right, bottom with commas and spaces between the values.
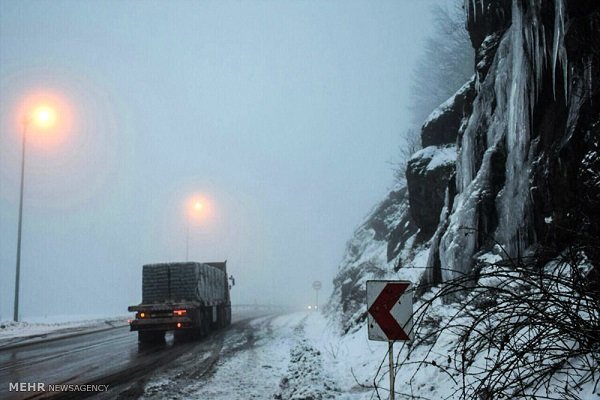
439, 32, 512, 279
465, 0, 478, 22
551, 0, 568, 101
561, 76, 585, 148
585, 55, 593, 104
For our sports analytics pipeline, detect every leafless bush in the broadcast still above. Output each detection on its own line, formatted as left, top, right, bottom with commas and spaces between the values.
409, 1, 473, 126
396, 245, 600, 399
391, 128, 421, 186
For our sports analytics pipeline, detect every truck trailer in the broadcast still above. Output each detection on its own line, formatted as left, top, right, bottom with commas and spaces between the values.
128, 261, 232, 342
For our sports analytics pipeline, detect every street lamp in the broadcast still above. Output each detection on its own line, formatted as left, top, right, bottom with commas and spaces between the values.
13, 105, 57, 322
186, 201, 203, 261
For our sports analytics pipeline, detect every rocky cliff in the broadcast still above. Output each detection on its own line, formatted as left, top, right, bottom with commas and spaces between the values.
329, 0, 600, 332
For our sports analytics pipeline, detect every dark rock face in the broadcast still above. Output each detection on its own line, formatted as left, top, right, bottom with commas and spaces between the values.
406, 145, 456, 238
529, 2, 600, 267
432, 0, 600, 279
366, 187, 414, 242
387, 196, 418, 262
465, 0, 512, 54
421, 79, 476, 148
330, 261, 380, 334
420, 0, 599, 283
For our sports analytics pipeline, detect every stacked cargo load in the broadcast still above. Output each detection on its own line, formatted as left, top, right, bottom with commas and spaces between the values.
142, 262, 227, 305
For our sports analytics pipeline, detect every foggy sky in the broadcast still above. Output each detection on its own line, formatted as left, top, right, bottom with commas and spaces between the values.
0, 0, 439, 319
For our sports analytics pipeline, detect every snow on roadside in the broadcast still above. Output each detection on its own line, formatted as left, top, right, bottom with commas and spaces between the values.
313, 282, 600, 400
0, 315, 130, 346
207, 313, 306, 399
303, 311, 383, 400
303, 309, 459, 400
275, 316, 339, 399
141, 313, 309, 400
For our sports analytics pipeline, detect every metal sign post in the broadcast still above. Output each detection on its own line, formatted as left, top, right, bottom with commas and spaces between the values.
366, 280, 413, 400
312, 280, 322, 310
388, 341, 395, 400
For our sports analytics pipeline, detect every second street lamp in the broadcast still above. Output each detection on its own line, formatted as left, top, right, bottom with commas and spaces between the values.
186, 201, 203, 261
13, 105, 57, 322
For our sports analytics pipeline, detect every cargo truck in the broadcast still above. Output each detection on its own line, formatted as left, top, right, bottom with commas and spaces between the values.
128, 261, 232, 342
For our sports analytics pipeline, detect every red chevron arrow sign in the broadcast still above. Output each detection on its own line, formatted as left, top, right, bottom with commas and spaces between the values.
367, 280, 413, 341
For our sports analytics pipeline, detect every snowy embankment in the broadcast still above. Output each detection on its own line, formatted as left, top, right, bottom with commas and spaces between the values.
0, 315, 130, 348
139, 313, 322, 400
313, 299, 598, 400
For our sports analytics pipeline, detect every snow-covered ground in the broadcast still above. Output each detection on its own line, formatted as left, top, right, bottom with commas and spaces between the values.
138, 313, 318, 399
146, 309, 599, 399
0, 314, 130, 348
132, 311, 457, 399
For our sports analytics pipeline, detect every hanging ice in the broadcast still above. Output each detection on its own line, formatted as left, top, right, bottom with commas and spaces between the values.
439, 0, 570, 279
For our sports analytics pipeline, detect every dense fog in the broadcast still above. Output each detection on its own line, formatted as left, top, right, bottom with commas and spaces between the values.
0, 0, 441, 319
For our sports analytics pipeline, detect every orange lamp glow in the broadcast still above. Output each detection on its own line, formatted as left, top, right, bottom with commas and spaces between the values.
16, 91, 74, 150
176, 322, 182, 328
185, 194, 212, 225
31, 105, 57, 128
139, 312, 146, 318
174, 309, 187, 316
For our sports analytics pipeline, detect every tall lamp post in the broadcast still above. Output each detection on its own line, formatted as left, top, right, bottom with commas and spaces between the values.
14, 106, 56, 322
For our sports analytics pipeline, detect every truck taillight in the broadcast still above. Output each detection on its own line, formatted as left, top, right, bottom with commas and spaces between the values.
173, 309, 187, 316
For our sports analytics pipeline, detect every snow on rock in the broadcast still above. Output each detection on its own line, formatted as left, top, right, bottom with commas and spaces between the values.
409, 145, 457, 172
421, 78, 476, 148
326, 187, 418, 334
406, 145, 456, 237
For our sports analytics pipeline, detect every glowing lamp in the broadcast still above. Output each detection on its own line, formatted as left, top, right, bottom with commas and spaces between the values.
32, 105, 57, 128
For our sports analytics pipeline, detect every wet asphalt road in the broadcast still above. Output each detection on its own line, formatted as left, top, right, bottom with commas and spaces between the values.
0, 311, 270, 400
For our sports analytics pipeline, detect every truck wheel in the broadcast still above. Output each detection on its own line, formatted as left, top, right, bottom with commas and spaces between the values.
202, 309, 211, 335
138, 331, 165, 343
190, 327, 203, 340
216, 306, 223, 328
